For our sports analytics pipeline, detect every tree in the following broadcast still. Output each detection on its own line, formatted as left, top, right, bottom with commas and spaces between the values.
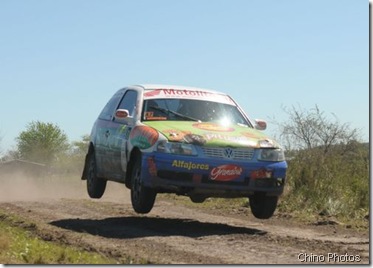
53, 134, 90, 175
1, 149, 20, 162
277, 105, 359, 153
0, 132, 3, 158
71, 134, 90, 157
16, 121, 69, 165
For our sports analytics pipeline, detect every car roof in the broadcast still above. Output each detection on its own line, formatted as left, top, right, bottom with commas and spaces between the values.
132, 84, 225, 95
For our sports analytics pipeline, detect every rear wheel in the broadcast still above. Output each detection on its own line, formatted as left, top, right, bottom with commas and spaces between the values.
131, 156, 157, 214
87, 152, 107, 198
249, 193, 278, 219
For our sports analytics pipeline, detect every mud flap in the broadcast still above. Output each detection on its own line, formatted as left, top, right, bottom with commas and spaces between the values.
81, 153, 89, 180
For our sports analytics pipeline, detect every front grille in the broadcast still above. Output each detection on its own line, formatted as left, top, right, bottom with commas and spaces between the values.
201, 147, 254, 161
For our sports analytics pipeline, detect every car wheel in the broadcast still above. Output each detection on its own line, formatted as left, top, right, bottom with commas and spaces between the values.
87, 152, 107, 198
249, 193, 278, 219
131, 156, 157, 214
189, 194, 206, 203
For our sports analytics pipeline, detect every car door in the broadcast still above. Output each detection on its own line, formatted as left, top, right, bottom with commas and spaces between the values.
106, 89, 139, 180
94, 90, 125, 177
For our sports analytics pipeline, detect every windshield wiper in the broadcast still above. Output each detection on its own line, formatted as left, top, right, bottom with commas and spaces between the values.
149, 106, 201, 122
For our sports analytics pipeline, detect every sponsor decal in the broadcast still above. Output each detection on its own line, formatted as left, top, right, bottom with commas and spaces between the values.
143, 89, 235, 104
183, 134, 206, 146
250, 169, 273, 179
163, 129, 191, 141
144, 90, 162, 98
145, 111, 167, 120
145, 89, 213, 98
240, 131, 261, 139
210, 164, 243, 181
162, 130, 206, 145
163, 89, 212, 97
192, 123, 234, 132
172, 160, 209, 170
129, 126, 159, 149
147, 157, 157, 176
204, 133, 257, 147
118, 125, 131, 138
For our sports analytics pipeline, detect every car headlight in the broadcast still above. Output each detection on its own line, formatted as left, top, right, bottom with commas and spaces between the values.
257, 149, 285, 162
156, 141, 198, 156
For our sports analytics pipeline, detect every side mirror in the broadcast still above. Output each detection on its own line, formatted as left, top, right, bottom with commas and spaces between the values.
115, 109, 129, 118
255, 119, 267, 130
114, 109, 133, 123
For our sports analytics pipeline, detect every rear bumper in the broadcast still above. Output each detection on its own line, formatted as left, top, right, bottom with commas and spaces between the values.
140, 152, 287, 197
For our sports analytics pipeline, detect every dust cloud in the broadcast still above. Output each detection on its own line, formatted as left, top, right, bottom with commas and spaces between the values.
0, 171, 130, 203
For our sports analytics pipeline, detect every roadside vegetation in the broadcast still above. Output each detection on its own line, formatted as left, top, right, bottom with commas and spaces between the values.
0, 211, 117, 264
1, 121, 88, 175
275, 105, 369, 227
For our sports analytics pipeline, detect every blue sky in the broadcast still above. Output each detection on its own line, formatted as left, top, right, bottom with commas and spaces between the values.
0, 0, 369, 153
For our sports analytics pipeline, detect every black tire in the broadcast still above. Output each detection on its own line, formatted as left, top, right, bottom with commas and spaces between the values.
189, 195, 206, 203
87, 152, 107, 199
130, 156, 157, 214
249, 193, 278, 219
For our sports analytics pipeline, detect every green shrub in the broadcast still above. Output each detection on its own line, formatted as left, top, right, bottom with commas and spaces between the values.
280, 142, 369, 224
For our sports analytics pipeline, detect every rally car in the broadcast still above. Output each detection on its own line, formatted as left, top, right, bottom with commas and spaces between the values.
82, 84, 287, 219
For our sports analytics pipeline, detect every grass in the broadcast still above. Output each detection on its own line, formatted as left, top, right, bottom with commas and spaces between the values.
278, 144, 369, 229
0, 212, 120, 264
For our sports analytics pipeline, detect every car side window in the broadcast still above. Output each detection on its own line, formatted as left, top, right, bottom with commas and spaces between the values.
117, 90, 138, 116
98, 91, 124, 121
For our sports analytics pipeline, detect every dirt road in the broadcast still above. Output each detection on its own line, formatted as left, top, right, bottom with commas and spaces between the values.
0, 175, 369, 264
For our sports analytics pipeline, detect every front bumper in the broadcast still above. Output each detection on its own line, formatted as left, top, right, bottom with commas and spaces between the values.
140, 152, 287, 197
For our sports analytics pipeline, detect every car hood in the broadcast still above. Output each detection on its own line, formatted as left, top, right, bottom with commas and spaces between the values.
142, 121, 280, 148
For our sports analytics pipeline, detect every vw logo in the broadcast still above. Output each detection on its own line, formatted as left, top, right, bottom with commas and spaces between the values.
224, 148, 234, 159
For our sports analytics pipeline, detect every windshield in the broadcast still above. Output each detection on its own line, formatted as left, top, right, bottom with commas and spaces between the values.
142, 99, 251, 127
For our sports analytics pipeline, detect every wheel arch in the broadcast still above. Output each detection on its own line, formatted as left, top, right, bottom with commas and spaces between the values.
125, 147, 142, 188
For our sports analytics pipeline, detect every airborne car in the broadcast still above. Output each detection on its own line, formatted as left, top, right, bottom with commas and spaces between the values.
82, 84, 287, 219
